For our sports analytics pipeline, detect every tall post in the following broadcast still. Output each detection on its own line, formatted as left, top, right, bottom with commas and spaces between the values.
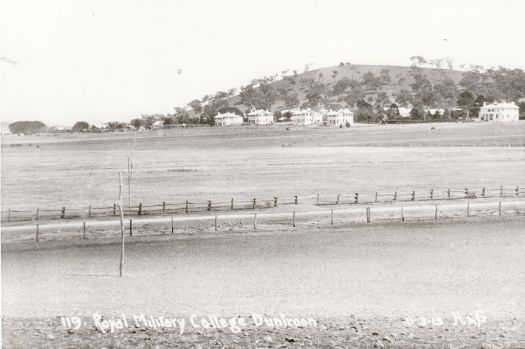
118, 172, 125, 277
467, 202, 470, 218
498, 201, 502, 216
231, 198, 234, 210
171, 216, 174, 234
36, 224, 39, 242
482, 188, 485, 197
36, 208, 39, 221
317, 194, 320, 205
500, 185, 503, 198
292, 211, 296, 227
516, 186, 520, 197
447, 188, 451, 199
393, 192, 397, 201
375, 192, 378, 203
129, 219, 133, 237
253, 198, 256, 209
7, 208, 11, 222
330, 209, 334, 225
214, 215, 218, 231
162, 201, 166, 214
83, 221, 86, 239
253, 213, 257, 231
401, 206, 405, 221
336, 194, 340, 204
434, 204, 438, 220
61, 207, 66, 219
207, 200, 211, 211
138, 202, 142, 215
185, 200, 189, 213
88, 205, 91, 218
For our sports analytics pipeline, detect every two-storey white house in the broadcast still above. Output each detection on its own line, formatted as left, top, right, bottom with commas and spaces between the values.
292, 109, 323, 125
478, 101, 519, 122
325, 109, 354, 126
247, 108, 274, 125
214, 112, 243, 126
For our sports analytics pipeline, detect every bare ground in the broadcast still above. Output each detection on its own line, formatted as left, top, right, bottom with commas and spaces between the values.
2, 217, 525, 348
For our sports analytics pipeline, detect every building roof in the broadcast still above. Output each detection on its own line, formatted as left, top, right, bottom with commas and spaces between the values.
214, 112, 242, 119
481, 101, 519, 109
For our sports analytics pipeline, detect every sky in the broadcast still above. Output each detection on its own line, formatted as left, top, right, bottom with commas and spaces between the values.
1, 0, 525, 126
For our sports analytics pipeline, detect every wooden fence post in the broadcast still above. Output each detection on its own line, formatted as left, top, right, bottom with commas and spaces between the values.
36, 208, 39, 221
214, 215, 218, 231
516, 186, 519, 197
498, 201, 502, 216
253, 198, 256, 209
467, 202, 470, 218
129, 219, 133, 236
330, 209, 334, 225
354, 193, 359, 204
207, 200, 211, 211
294, 196, 298, 205
411, 191, 415, 201
88, 205, 91, 218
500, 185, 503, 198
401, 206, 405, 221
393, 192, 397, 201
274, 196, 278, 207
171, 216, 174, 234
434, 204, 438, 219
253, 213, 257, 230
366, 207, 371, 223
61, 207, 66, 219
162, 201, 166, 214
138, 202, 142, 215
36, 224, 39, 242
336, 194, 340, 204
83, 221, 86, 239
375, 192, 378, 203
185, 200, 189, 213
231, 198, 234, 210
482, 188, 485, 197
292, 211, 296, 227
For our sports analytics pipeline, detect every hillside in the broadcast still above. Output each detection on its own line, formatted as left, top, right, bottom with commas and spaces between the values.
225, 64, 465, 113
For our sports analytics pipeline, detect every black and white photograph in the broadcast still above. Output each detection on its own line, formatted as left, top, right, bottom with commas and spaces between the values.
1, 0, 525, 347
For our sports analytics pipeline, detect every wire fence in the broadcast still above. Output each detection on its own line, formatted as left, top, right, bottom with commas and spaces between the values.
2, 200, 524, 244
2, 185, 524, 223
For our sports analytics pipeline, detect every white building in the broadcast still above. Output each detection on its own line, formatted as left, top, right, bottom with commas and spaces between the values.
214, 112, 244, 126
325, 109, 354, 126
247, 108, 274, 125
478, 101, 519, 122
292, 108, 323, 126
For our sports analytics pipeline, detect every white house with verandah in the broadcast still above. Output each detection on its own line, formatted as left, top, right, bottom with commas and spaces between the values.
214, 112, 244, 126
326, 108, 354, 126
478, 101, 519, 122
247, 108, 274, 125
292, 108, 323, 126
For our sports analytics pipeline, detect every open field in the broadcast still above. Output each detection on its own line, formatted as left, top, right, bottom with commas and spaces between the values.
2, 217, 525, 347
2, 122, 525, 213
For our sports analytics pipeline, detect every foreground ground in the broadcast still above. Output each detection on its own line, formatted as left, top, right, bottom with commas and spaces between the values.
3, 217, 525, 347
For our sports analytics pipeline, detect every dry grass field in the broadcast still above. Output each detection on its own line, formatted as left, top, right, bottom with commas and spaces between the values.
2, 122, 525, 213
